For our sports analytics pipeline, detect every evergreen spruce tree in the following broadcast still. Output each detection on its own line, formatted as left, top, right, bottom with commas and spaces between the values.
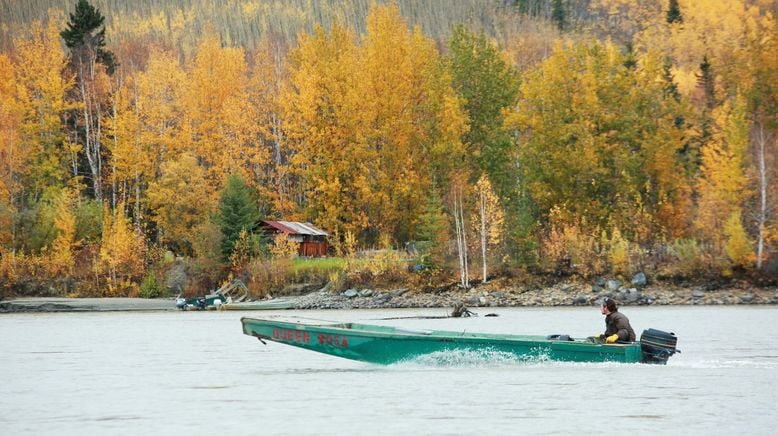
214, 174, 261, 260
667, 0, 684, 25
696, 55, 716, 109
415, 187, 449, 269
60, 0, 116, 74
623, 41, 637, 70
551, 0, 567, 32
685, 56, 717, 175
662, 59, 681, 102
60, 0, 117, 202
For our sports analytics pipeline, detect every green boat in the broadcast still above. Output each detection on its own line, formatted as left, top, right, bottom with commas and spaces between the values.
176, 279, 249, 310
241, 317, 679, 365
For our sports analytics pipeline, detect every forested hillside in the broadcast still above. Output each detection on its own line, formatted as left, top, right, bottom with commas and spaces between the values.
1, 0, 776, 298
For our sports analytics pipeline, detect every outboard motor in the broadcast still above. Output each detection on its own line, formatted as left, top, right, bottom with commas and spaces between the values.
640, 328, 679, 364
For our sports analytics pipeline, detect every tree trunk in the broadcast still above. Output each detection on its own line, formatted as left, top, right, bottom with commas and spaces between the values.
110, 77, 120, 209
135, 170, 142, 234
480, 189, 488, 283
755, 122, 768, 270
76, 50, 103, 202
453, 189, 465, 288
461, 192, 469, 288
453, 188, 469, 289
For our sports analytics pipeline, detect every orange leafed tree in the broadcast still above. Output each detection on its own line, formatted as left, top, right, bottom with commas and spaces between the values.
246, 37, 286, 216
182, 32, 262, 191
13, 20, 74, 199
0, 54, 22, 246
97, 203, 145, 294
47, 189, 77, 276
696, 95, 751, 261
282, 4, 467, 245
136, 48, 186, 162
281, 22, 368, 240
358, 2, 467, 243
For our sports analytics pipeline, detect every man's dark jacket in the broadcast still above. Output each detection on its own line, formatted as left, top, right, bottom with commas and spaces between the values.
604, 311, 636, 342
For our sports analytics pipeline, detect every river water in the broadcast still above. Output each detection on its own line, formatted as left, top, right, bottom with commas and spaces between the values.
1, 306, 777, 435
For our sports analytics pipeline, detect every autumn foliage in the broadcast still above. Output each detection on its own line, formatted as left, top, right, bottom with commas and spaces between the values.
1, 1, 777, 298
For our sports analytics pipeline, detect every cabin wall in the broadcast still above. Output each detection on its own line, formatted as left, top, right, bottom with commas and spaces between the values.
299, 241, 328, 257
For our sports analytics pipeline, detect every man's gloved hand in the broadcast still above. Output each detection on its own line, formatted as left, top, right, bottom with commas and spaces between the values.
605, 334, 619, 344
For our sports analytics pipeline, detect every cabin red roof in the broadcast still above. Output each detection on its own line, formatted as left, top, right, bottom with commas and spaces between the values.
261, 221, 328, 236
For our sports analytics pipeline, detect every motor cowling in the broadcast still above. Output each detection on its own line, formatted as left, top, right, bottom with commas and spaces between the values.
640, 328, 679, 365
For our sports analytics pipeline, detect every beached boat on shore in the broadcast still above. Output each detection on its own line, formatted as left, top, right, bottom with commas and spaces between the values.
176, 279, 249, 310
241, 317, 679, 365
220, 298, 296, 311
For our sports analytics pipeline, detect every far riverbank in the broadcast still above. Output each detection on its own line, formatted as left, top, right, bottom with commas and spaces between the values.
2, 281, 776, 313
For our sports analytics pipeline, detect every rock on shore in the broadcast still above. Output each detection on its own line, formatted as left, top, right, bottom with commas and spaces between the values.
1, 282, 775, 313
295, 282, 778, 310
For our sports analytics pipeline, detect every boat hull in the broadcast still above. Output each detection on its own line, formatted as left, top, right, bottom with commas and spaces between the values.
221, 299, 296, 310
241, 317, 644, 365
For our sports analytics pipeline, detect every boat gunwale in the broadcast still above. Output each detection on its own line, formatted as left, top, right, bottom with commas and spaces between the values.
240, 317, 637, 354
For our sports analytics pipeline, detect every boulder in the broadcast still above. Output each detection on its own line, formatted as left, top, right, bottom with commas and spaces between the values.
465, 296, 480, 306
164, 260, 189, 294
623, 288, 641, 302
631, 272, 647, 287
343, 289, 358, 298
573, 295, 588, 305
391, 288, 409, 297
641, 295, 656, 305
606, 279, 622, 292
374, 293, 391, 302
692, 289, 705, 298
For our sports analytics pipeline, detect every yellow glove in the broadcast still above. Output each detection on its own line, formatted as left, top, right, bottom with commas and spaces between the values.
605, 334, 619, 344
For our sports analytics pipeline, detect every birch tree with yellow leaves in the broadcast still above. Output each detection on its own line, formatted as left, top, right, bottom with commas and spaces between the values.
183, 33, 265, 190
147, 153, 213, 255
281, 22, 372, 241
365, 4, 467, 243
473, 174, 504, 283
47, 189, 77, 276
61, 0, 116, 201
97, 202, 145, 294
14, 21, 74, 200
696, 96, 752, 267
0, 54, 21, 248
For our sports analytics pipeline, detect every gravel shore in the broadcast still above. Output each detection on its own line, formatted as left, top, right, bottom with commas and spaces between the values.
296, 282, 778, 310
2, 281, 776, 313
0, 297, 175, 313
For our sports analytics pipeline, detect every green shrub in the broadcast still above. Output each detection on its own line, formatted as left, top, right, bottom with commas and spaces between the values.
667, 238, 718, 277
139, 272, 162, 298
74, 199, 103, 244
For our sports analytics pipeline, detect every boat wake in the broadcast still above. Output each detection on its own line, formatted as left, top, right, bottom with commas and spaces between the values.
389, 348, 556, 368
668, 358, 778, 369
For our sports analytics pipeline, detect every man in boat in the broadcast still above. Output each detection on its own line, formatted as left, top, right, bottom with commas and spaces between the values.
599, 298, 636, 343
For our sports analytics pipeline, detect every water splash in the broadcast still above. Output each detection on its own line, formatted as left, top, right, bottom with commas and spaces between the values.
381, 348, 617, 369
388, 349, 528, 368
